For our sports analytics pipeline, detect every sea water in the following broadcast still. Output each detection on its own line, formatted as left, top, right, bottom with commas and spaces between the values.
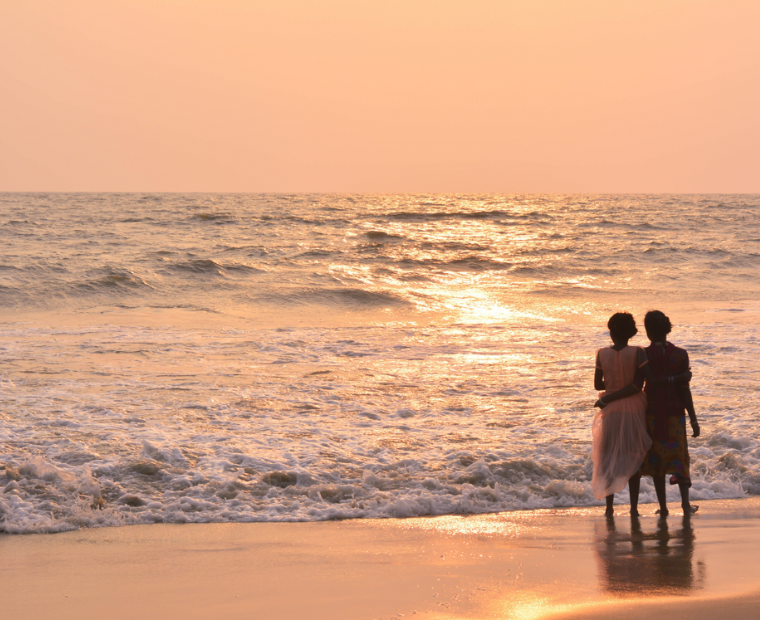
1, 193, 758, 533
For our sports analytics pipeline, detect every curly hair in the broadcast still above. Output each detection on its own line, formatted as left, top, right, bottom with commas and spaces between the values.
607, 312, 638, 341
644, 310, 672, 341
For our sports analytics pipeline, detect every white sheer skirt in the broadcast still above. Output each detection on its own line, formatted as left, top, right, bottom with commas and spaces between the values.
591, 392, 651, 499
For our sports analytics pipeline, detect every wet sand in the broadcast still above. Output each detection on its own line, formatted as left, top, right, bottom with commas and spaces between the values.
2, 498, 759, 620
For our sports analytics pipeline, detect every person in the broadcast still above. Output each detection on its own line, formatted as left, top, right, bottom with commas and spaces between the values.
591, 312, 652, 516
641, 310, 700, 516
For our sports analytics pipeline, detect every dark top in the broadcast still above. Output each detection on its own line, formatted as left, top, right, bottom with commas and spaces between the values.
644, 342, 689, 441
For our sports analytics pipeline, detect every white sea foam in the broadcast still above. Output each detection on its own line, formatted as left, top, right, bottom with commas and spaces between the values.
2, 194, 759, 533
0, 318, 757, 533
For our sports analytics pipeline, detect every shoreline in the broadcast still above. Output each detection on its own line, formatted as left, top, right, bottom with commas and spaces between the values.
0, 492, 751, 535
3, 497, 760, 619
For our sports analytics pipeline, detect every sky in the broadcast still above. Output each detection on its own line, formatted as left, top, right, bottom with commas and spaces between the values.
1, 1, 758, 193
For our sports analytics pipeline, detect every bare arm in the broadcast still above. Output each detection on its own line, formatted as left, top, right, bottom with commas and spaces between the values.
678, 384, 700, 437
645, 366, 692, 387
677, 350, 699, 437
594, 370, 605, 391
595, 383, 642, 408
634, 347, 692, 387
594, 351, 606, 391
674, 369, 693, 385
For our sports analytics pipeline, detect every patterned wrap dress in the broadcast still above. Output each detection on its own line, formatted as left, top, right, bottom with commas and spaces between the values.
592, 346, 652, 499
641, 342, 692, 486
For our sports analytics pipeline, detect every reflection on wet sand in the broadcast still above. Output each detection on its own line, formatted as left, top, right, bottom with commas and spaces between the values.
595, 516, 705, 596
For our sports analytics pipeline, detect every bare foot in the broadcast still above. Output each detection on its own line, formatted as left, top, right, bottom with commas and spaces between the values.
655, 508, 669, 517
630, 508, 639, 517
683, 504, 699, 514
605, 507, 614, 517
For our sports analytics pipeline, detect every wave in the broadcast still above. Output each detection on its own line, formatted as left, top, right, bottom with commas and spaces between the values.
417, 241, 491, 252
191, 213, 237, 223
0, 442, 752, 533
222, 262, 265, 273
260, 287, 413, 309
445, 257, 513, 271
78, 268, 152, 290
167, 259, 263, 276
631, 222, 665, 230
295, 250, 342, 259
528, 285, 621, 297
365, 231, 405, 241
383, 210, 545, 222
146, 304, 222, 314
392, 256, 513, 272
119, 217, 156, 223
168, 259, 225, 275
257, 214, 351, 226
220, 245, 270, 257
578, 219, 667, 229
640, 247, 760, 265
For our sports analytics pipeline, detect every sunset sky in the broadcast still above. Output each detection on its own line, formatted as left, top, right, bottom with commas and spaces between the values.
1, 1, 758, 193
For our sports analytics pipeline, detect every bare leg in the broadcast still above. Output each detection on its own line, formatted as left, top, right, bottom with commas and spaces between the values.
628, 472, 641, 517
605, 494, 614, 517
653, 475, 669, 516
679, 482, 698, 514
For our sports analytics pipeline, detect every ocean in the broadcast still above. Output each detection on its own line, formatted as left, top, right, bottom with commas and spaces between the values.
1, 193, 759, 533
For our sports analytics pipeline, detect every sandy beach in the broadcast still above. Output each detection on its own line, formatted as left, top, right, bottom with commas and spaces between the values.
2, 498, 758, 620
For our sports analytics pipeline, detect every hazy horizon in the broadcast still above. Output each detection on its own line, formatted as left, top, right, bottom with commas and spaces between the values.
2, 1, 759, 193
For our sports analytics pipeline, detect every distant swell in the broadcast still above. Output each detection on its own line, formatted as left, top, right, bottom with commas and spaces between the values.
262, 287, 412, 309
386, 210, 509, 221
384, 209, 546, 222
191, 213, 236, 223
394, 257, 513, 272
167, 259, 263, 276
80, 268, 152, 290
365, 231, 405, 241
170, 259, 226, 275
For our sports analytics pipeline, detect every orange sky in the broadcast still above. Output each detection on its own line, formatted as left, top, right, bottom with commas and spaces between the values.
1, 1, 758, 193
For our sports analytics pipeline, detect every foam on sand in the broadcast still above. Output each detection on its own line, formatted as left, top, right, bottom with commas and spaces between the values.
2, 318, 758, 534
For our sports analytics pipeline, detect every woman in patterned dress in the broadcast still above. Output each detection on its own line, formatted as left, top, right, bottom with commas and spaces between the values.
641, 310, 700, 516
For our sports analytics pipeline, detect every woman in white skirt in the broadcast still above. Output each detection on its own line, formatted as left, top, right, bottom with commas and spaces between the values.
592, 312, 652, 517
